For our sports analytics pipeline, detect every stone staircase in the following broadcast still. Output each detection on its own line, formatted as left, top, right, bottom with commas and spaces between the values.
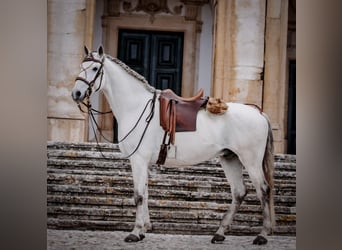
47, 141, 296, 236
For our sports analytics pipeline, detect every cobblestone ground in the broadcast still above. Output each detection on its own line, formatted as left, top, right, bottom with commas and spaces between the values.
47, 230, 296, 250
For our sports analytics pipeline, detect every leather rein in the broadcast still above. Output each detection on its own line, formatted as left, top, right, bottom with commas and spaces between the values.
75, 55, 157, 159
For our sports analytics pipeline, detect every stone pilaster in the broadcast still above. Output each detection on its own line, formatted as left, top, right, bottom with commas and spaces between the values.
263, 0, 289, 153
47, 0, 94, 142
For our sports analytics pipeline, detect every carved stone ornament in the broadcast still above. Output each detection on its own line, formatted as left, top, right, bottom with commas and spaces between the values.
107, 0, 121, 16
123, 0, 182, 19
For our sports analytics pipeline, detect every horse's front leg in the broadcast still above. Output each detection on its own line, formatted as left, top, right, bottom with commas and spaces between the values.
143, 183, 152, 231
124, 156, 150, 242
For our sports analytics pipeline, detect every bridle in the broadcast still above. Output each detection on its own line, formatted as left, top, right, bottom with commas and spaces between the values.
74, 54, 113, 154
75, 54, 105, 98
75, 54, 110, 114
74, 53, 157, 159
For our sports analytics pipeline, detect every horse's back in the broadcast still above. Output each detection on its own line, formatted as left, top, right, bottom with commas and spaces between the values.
160, 102, 269, 165
197, 102, 269, 140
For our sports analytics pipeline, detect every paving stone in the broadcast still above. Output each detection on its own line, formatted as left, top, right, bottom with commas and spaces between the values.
47, 229, 296, 250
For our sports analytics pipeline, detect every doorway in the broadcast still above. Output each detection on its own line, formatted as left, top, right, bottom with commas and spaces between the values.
113, 29, 184, 142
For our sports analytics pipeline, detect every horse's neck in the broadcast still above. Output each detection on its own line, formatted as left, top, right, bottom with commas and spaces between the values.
102, 60, 153, 122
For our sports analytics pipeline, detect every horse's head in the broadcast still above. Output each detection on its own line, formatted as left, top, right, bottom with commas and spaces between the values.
71, 45, 105, 103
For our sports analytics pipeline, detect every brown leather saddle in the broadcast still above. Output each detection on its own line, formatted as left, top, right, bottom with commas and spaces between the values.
157, 88, 208, 165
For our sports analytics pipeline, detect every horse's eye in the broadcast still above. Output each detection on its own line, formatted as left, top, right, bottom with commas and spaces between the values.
92, 67, 98, 71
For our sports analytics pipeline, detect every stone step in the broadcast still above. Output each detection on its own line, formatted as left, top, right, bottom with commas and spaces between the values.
47, 173, 296, 197
47, 165, 296, 182
47, 141, 296, 235
47, 202, 295, 229
47, 218, 296, 236
47, 157, 296, 180
47, 170, 296, 196
47, 141, 296, 164
47, 141, 121, 152
47, 141, 297, 163
47, 195, 295, 215
47, 205, 295, 226
47, 183, 295, 207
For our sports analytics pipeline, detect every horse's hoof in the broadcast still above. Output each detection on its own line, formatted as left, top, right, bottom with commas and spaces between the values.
211, 234, 225, 244
139, 234, 145, 240
124, 234, 140, 243
253, 235, 268, 245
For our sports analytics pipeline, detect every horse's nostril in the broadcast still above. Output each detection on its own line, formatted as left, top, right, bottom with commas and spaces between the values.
72, 90, 83, 102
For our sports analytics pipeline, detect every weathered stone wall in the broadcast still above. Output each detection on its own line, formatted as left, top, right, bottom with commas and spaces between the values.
263, 0, 289, 153
47, 142, 296, 235
211, 0, 266, 107
47, 0, 95, 142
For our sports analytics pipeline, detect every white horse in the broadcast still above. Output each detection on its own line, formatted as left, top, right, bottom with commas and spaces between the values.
71, 46, 275, 245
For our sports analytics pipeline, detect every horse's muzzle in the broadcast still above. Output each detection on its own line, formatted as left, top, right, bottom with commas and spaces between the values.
71, 88, 86, 103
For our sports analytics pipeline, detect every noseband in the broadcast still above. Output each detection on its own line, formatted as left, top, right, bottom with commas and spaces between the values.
75, 55, 105, 96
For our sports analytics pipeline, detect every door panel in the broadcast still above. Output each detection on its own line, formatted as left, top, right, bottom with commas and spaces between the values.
118, 31, 150, 78
151, 33, 183, 95
155, 72, 176, 90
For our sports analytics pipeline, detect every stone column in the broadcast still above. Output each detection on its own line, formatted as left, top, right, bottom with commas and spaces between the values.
211, 0, 266, 107
47, 0, 95, 142
263, 0, 289, 153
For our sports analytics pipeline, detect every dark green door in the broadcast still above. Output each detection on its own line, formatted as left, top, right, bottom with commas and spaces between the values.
113, 29, 184, 142
118, 29, 184, 95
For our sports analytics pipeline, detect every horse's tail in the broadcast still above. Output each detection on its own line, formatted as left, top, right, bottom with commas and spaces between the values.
262, 113, 276, 231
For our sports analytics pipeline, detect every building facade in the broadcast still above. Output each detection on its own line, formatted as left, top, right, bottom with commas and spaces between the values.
47, 0, 296, 154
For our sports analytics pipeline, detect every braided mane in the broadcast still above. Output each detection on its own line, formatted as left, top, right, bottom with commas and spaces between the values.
105, 55, 156, 93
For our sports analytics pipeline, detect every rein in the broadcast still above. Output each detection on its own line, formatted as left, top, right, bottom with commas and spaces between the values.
119, 91, 156, 158
78, 91, 157, 159
75, 54, 157, 159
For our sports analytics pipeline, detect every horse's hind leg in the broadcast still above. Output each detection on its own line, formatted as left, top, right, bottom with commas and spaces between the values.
245, 165, 273, 245
211, 153, 247, 244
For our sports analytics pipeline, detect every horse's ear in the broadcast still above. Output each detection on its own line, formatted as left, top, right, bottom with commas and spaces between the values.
98, 45, 104, 57
84, 45, 89, 56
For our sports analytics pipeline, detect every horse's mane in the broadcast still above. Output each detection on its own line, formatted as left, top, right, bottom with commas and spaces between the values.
105, 55, 156, 93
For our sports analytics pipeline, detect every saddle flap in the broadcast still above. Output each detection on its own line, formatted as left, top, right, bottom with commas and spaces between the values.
159, 89, 208, 144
